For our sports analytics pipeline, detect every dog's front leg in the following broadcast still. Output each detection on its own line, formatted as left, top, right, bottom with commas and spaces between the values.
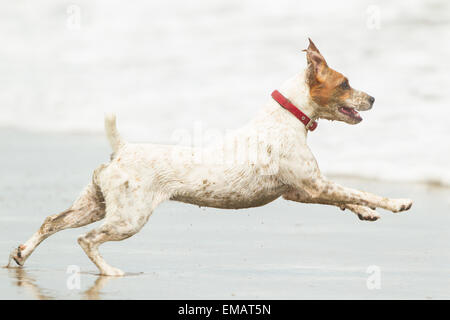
283, 189, 380, 221
280, 148, 412, 214
293, 176, 413, 213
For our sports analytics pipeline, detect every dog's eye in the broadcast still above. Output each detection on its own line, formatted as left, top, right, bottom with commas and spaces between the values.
340, 79, 350, 90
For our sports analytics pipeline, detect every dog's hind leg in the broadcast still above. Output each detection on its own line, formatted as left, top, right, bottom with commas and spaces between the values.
77, 187, 167, 276
8, 183, 106, 267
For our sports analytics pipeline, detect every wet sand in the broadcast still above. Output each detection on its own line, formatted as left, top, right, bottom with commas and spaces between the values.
0, 129, 449, 299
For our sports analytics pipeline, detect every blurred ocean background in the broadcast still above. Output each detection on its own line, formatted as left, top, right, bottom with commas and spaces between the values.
1, 1, 449, 300
0, 0, 449, 186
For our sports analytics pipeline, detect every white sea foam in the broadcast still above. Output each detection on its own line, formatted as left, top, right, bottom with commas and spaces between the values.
0, 0, 449, 185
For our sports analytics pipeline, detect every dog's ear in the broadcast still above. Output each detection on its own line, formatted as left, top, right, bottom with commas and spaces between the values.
306, 38, 321, 55
303, 38, 328, 84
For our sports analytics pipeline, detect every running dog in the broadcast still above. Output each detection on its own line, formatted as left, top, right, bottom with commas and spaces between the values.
8, 39, 412, 276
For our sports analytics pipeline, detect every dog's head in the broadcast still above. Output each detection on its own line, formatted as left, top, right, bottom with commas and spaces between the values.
304, 38, 374, 124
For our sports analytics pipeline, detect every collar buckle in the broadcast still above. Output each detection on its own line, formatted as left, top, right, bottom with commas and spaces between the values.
306, 118, 316, 131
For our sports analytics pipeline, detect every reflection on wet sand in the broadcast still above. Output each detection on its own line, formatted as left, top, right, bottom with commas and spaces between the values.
83, 275, 114, 300
6, 267, 53, 300
6, 267, 116, 300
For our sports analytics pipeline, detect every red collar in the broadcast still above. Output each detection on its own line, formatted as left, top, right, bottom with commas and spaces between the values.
271, 90, 318, 131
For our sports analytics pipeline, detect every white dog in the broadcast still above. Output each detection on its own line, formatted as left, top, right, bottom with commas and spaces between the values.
9, 39, 412, 276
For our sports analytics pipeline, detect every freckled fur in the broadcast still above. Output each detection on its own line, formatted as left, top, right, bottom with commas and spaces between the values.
8, 39, 412, 276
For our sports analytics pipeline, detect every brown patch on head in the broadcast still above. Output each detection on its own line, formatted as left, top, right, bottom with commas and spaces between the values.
304, 38, 348, 106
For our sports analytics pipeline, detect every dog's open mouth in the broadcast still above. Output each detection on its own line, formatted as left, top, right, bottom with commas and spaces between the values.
339, 106, 362, 122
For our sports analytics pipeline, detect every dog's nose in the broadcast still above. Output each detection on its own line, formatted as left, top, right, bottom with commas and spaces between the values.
368, 96, 375, 106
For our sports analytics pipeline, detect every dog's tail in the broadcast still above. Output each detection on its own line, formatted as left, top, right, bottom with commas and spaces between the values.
104, 113, 125, 153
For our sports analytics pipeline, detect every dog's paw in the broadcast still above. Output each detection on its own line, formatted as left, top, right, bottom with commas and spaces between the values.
356, 207, 380, 221
7, 245, 26, 267
346, 204, 380, 221
100, 266, 125, 277
390, 198, 413, 213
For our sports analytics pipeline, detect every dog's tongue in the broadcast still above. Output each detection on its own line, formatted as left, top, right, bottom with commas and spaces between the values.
339, 106, 362, 120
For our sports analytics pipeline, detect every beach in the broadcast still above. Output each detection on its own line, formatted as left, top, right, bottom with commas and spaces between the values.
0, 129, 449, 299
0, 0, 449, 300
